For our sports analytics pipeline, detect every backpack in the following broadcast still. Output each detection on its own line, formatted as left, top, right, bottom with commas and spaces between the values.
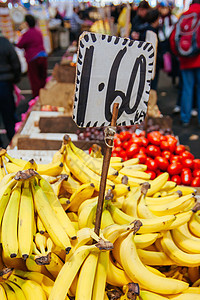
174, 12, 200, 57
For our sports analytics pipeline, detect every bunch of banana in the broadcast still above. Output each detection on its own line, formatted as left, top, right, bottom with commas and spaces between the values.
0, 267, 54, 299
0, 169, 77, 263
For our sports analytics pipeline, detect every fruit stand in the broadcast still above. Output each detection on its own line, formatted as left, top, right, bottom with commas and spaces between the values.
1, 32, 200, 300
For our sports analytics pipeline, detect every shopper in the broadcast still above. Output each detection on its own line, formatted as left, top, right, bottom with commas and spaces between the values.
0, 31, 21, 144
170, 0, 200, 127
69, 6, 84, 43
16, 14, 47, 98
130, 0, 150, 40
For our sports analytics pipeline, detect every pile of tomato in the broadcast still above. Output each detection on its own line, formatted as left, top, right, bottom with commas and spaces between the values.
112, 131, 200, 187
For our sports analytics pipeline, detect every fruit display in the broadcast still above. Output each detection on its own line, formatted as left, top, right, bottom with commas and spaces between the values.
0, 135, 200, 299
112, 130, 200, 187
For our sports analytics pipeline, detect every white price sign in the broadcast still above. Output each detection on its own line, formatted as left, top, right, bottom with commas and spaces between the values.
73, 32, 154, 127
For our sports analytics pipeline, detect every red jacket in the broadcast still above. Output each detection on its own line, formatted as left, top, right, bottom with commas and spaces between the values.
169, 3, 200, 70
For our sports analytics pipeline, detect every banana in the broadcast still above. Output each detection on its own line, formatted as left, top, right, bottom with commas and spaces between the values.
161, 230, 200, 267
122, 186, 141, 217
37, 215, 46, 234
137, 193, 157, 219
172, 223, 200, 254
7, 281, 26, 300
1, 181, 22, 258
26, 255, 51, 277
0, 284, 7, 300
134, 233, 160, 249
18, 180, 34, 260
31, 180, 72, 252
146, 173, 169, 196
69, 139, 118, 180
140, 290, 168, 299
123, 158, 139, 166
112, 184, 130, 198
13, 269, 54, 298
45, 252, 64, 279
149, 194, 195, 216
120, 232, 189, 294
0, 282, 17, 300
146, 193, 181, 206
167, 210, 193, 230
65, 143, 115, 191
78, 200, 97, 229
183, 287, 200, 293
137, 248, 174, 266
68, 182, 95, 212
159, 180, 177, 192
107, 202, 176, 233
101, 209, 115, 229
48, 244, 99, 300
0, 156, 6, 181
52, 143, 66, 164
92, 251, 108, 300
61, 172, 81, 194
171, 185, 197, 196
51, 175, 68, 197
75, 251, 99, 300
119, 168, 150, 180
106, 253, 131, 286
8, 274, 47, 300
35, 232, 47, 255
2, 251, 27, 271
169, 294, 200, 299
188, 212, 200, 238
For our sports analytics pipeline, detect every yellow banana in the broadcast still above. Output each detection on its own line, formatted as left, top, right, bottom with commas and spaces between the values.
7, 281, 26, 300
123, 158, 139, 166
120, 232, 189, 294
137, 193, 157, 219
146, 173, 169, 196
149, 194, 195, 216
8, 274, 46, 300
161, 230, 200, 267
112, 184, 130, 199
167, 210, 193, 230
171, 185, 196, 196
101, 209, 115, 229
0, 156, 6, 181
137, 248, 174, 266
45, 252, 64, 279
169, 294, 200, 299
48, 244, 99, 300
92, 251, 108, 300
52, 143, 66, 164
37, 215, 46, 234
134, 233, 160, 249
68, 182, 95, 212
122, 186, 141, 217
140, 290, 168, 299
0, 284, 7, 300
75, 251, 99, 300
35, 232, 47, 255
18, 180, 34, 260
2, 181, 22, 258
188, 211, 200, 238
146, 193, 181, 205
107, 202, 176, 233
78, 200, 97, 229
159, 180, 177, 192
25, 255, 51, 278
61, 169, 81, 194
119, 168, 150, 180
65, 144, 114, 191
0, 282, 17, 300
69, 139, 118, 180
172, 223, 200, 254
31, 181, 71, 252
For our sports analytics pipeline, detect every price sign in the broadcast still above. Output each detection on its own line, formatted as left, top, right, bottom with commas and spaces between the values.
73, 32, 154, 127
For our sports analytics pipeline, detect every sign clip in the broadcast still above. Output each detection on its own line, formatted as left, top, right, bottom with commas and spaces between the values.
104, 126, 116, 148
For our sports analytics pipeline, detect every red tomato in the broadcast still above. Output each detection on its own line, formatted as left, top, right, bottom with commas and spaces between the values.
182, 168, 192, 174
181, 171, 192, 186
145, 170, 156, 180
140, 137, 149, 147
160, 140, 170, 151
122, 140, 132, 150
182, 158, 194, 169
171, 175, 182, 185
119, 150, 127, 161
146, 157, 158, 171
139, 147, 146, 154
134, 153, 147, 164
111, 152, 118, 157
193, 159, 200, 170
114, 138, 121, 147
146, 145, 161, 158
147, 131, 161, 146
175, 145, 186, 155
162, 150, 171, 161
126, 144, 140, 159
160, 135, 167, 142
131, 136, 143, 146
191, 177, 200, 187
181, 151, 194, 161
155, 156, 169, 171
167, 163, 182, 175
119, 131, 132, 142
193, 169, 200, 177
170, 155, 182, 164
114, 146, 123, 154
156, 170, 164, 176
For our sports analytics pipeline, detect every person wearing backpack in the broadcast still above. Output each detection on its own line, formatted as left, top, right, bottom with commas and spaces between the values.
169, 0, 200, 127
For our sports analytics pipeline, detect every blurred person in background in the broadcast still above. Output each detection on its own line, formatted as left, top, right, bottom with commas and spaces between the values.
0, 31, 21, 144
130, 0, 150, 40
16, 14, 47, 98
69, 6, 84, 43
170, 0, 200, 127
